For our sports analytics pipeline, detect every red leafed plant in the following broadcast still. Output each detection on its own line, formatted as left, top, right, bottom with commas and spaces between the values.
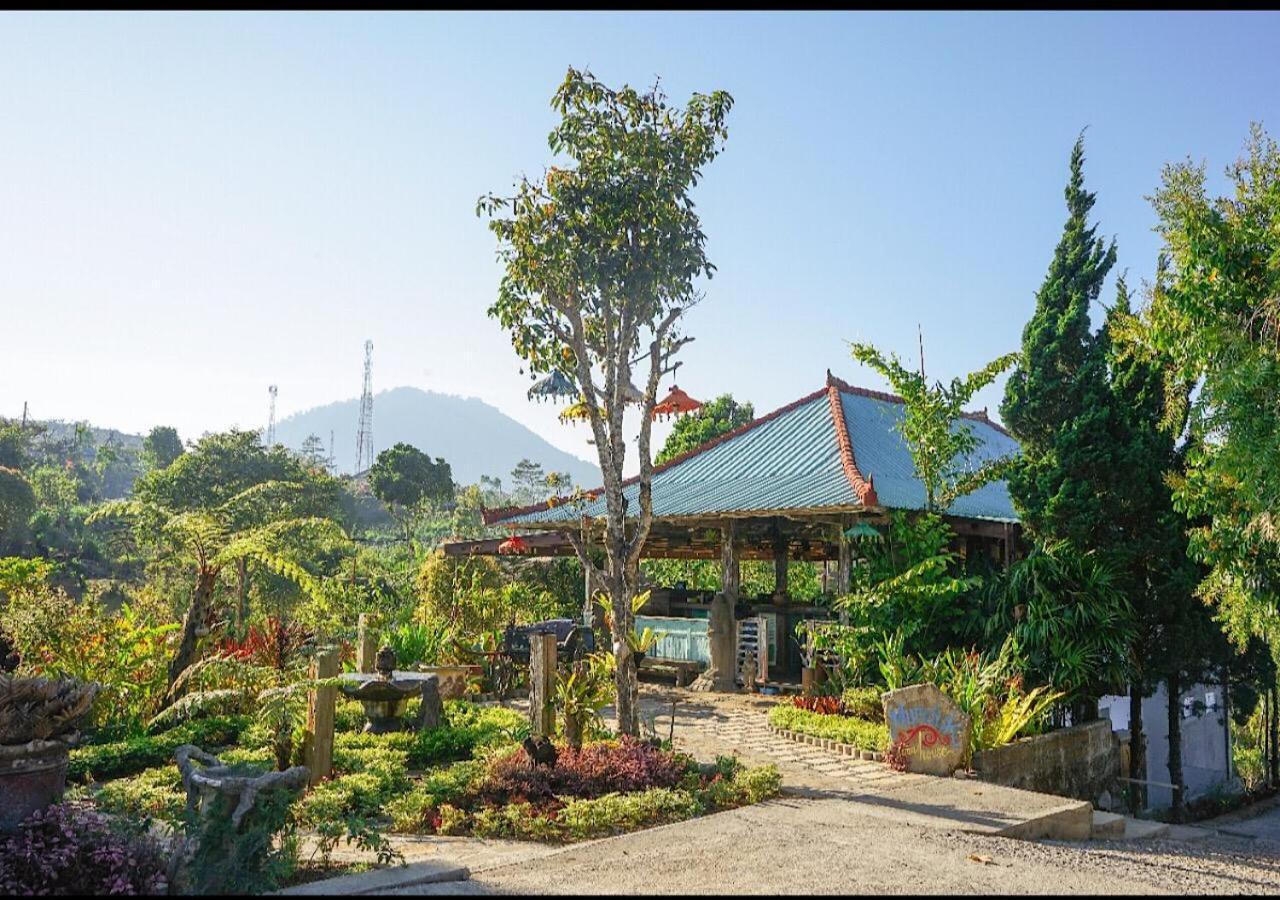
791, 694, 846, 716
218, 617, 313, 671
475, 736, 692, 806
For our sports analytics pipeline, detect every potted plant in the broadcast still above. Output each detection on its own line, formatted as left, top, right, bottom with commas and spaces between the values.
602, 591, 664, 668
0, 675, 98, 833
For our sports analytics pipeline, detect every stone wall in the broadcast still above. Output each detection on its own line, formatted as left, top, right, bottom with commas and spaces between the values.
971, 719, 1119, 803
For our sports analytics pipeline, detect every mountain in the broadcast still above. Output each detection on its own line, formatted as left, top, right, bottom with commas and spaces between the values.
272, 387, 599, 488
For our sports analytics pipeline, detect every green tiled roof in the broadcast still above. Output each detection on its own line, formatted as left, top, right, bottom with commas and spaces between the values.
485, 373, 1020, 527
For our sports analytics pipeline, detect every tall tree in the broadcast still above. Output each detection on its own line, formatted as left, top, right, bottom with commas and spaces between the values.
299, 434, 328, 470
141, 426, 184, 472
367, 443, 453, 548
1002, 135, 1120, 553
1136, 124, 1280, 652
480, 68, 732, 734
656, 394, 754, 464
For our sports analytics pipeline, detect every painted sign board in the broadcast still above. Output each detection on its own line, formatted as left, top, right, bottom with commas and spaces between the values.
882, 683, 971, 775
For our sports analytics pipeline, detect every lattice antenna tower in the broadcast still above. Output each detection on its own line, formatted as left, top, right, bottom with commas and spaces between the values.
266, 385, 278, 446
355, 340, 374, 474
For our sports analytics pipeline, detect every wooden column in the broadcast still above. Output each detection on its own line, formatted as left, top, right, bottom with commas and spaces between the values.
721, 520, 740, 602
304, 646, 339, 786
528, 632, 558, 737
772, 525, 789, 600
711, 521, 741, 692
356, 613, 377, 674
836, 522, 853, 626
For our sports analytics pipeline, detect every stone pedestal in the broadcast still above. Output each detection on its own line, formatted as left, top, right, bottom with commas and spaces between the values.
417, 675, 443, 731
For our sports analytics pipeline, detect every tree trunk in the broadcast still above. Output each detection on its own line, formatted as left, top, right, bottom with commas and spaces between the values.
235, 558, 249, 638
610, 582, 640, 736
165, 567, 219, 704
1128, 682, 1146, 814
1167, 672, 1185, 823
1264, 691, 1274, 788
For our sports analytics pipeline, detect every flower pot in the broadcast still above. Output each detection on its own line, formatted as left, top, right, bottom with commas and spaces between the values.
415, 665, 482, 700
0, 739, 71, 834
633, 650, 647, 668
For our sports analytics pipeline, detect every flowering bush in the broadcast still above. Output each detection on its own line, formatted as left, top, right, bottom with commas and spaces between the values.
218, 617, 313, 671
0, 802, 168, 895
791, 694, 845, 716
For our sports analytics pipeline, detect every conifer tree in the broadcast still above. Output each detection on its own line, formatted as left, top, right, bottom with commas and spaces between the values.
1002, 134, 1119, 554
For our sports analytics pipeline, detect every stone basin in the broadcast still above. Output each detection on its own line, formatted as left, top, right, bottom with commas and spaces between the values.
339, 672, 441, 734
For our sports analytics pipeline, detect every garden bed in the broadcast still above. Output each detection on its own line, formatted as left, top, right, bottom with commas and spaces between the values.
70, 695, 781, 890
766, 697, 889, 755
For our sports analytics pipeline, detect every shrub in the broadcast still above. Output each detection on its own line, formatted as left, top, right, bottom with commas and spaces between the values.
69, 715, 249, 782
792, 694, 844, 716
387, 760, 483, 833
767, 703, 888, 751
557, 788, 703, 840
92, 766, 184, 823
840, 687, 885, 723
476, 736, 692, 805
0, 802, 168, 895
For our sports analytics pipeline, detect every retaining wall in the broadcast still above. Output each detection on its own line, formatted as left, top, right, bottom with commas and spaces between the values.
971, 719, 1118, 803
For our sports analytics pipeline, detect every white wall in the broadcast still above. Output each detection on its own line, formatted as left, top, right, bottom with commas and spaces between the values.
1101, 681, 1233, 810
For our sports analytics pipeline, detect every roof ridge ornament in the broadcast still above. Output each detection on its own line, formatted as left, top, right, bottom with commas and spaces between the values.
826, 381, 879, 507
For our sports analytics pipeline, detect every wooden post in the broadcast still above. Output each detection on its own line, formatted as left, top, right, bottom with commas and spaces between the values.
710, 521, 741, 692
357, 613, 377, 674
304, 646, 339, 786
721, 521, 740, 603
836, 523, 853, 626
772, 522, 788, 601
528, 632, 558, 738
836, 526, 853, 596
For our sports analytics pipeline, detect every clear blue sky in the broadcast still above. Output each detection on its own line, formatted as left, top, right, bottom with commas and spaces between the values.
2, 12, 1277, 474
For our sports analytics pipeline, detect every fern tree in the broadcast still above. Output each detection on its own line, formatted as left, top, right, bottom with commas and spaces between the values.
91, 486, 346, 703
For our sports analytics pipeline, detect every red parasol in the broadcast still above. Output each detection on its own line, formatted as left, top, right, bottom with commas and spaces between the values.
652, 385, 703, 421
498, 535, 530, 555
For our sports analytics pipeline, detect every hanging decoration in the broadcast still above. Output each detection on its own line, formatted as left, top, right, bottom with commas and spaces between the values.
843, 522, 883, 542
652, 385, 703, 421
558, 398, 591, 424
527, 371, 577, 404
498, 535, 530, 555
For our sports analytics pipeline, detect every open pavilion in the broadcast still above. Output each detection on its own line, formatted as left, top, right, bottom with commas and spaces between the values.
442, 371, 1022, 681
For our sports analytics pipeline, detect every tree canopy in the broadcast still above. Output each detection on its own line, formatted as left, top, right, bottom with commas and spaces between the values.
656, 394, 754, 464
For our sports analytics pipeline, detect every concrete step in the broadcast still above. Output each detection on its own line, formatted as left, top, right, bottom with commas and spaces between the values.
1122, 817, 1170, 840
1090, 810, 1126, 839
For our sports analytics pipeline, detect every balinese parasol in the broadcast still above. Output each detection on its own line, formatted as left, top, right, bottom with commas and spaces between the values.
498, 535, 530, 555
558, 398, 591, 424
527, 371, 577, 404
652, 385, 703, 421
843, 522, 883, 542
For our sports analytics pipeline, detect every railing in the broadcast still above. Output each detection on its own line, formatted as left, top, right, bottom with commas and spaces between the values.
636, 615, 710, 665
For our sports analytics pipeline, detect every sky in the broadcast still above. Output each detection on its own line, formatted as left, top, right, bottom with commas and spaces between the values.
2, 11, 1278, 476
